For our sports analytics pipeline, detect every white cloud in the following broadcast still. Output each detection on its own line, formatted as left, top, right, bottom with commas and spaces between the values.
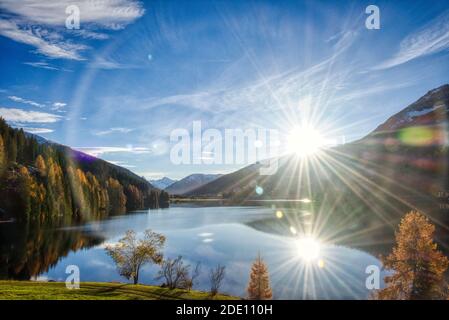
19, 127, 54, 134
0, 0, 145, 28
0, 107, 62, 123
0, 0, 145, 60
137, 172, 167, 180
94, 127, 134, 136
74, 146, 150, 157
8, 95, 45, 108
374, 11, 449, 70
51, 102, 67, 112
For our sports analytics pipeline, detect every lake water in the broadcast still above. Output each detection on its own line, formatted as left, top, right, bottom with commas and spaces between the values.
1, 205, 387, 299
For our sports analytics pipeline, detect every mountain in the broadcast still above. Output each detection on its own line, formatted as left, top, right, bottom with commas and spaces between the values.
24, 132, 50, 145
165, 173, 222, 195
0, 118, 169, 222
373, 84, 449, 133
187, 84, 449, 234
149, 177, 177, 190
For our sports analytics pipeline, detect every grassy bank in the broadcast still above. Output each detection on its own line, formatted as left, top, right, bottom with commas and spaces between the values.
0, 281, 239, 300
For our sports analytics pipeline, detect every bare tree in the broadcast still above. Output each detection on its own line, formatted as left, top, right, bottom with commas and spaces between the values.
156, 256, 189, 289
209, 264, 226, 296
105, 229, 165, 285
184, 262, 202, 291
157, 256, 202, 290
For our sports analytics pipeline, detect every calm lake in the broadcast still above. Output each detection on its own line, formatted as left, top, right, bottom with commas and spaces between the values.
1, 205, 387, 299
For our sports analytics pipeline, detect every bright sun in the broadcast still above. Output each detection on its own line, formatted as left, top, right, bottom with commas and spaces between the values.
287, 125, 325, 156
295, 237, 321, 262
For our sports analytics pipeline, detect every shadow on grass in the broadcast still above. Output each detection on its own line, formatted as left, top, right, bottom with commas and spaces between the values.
83, 283, 189, 300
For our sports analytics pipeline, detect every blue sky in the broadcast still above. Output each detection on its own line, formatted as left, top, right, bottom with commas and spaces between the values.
0, 0, 448, 180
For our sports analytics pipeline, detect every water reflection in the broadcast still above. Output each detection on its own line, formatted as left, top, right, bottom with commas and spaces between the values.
0, 221, 103, 280
0, 206, 387, 299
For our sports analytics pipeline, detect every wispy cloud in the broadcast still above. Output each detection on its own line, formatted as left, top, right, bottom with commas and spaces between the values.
106, 160, 136, 168
0, 0, 145, 60
88, 57, 132, 70
72, 29, 109, 40
74, 146, 150, 157
333, 81, 415, 103
23, 61, 72, 72
374, 11, 449, 70
16, 127, 54, 134
141, 31, 358, 118
94, 127, 134, 136
0, 19, 87, 60
8, 95, 45, 108
0, 107, 62, 123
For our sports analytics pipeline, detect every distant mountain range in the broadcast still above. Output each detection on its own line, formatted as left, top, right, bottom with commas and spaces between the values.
186, 84, 449, 231
149, 177, 177, 190
165, 174, 222, 195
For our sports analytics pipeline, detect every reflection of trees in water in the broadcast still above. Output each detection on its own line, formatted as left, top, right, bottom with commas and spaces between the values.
0, 221, 103, 280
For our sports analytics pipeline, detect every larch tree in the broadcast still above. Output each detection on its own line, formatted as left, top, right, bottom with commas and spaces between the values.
247, 253, 273, 300
376, 211, 449, 300
35, 155, 47, 177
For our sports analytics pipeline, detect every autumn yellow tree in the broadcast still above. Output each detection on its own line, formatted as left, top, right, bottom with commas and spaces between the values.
107, 177, 127, 214
376, 211, 449, 300
247, 253, 273, 300
35, 155, 47, 177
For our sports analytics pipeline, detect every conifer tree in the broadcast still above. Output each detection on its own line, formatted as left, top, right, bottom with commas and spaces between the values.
247, 253, 273, 300
0, 135, 6, 174
376, 211, 449, 300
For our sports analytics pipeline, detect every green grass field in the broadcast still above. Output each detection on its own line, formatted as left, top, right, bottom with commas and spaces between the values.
0, 281, 239, 300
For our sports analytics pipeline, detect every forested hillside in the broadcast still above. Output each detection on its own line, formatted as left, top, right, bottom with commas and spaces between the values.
0, 118, 169, 222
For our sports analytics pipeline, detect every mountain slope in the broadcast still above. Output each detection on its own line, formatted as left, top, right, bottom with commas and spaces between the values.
373, 84, 449, 133
165, 173, 222, 195
0, 118, 169, 222
187, 84, 449, 227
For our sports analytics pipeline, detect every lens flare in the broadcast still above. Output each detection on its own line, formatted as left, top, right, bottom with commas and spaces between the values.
295, 237, 321, 262
276, 210, 283, 218
287, 125, 325, 156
